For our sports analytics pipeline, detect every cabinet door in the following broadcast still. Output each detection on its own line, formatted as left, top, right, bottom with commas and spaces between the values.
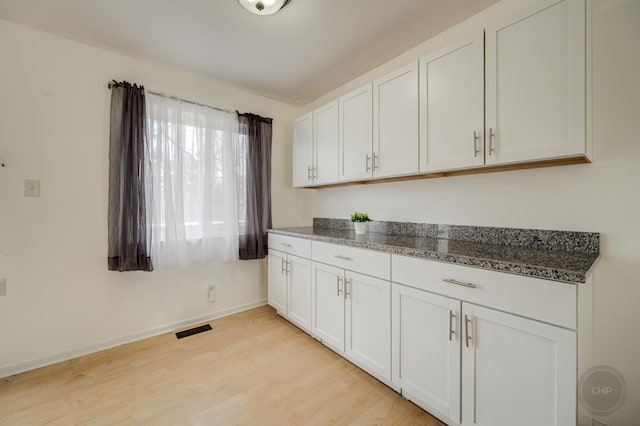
287, 255, 312, 332
345, 271, 391, 381
461, 303, 576, 426
339, 84, 373, 182
373, 62, 419, 178
313, 100, 339, 185
485, 0, 586, 165
420, 34, 484, 172
267, 250, 287, 314
392, 284, 461, 424
311, 262, 345, 353
293, 112, 313, 187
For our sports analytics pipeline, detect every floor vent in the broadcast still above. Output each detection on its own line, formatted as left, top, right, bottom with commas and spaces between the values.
175, 324, 212, 339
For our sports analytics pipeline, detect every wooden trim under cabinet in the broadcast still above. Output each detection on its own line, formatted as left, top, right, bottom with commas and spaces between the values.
301, 155, 590, 189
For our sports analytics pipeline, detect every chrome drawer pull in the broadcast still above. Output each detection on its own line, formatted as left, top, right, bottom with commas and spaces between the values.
334, 255, 352, 261
473, 130, 480, 158
449, 310, 456, 341
465, 314, 472, 348
443, 278, 477, 289
337, 276, 343, 296
488, 128, 495, 155
280, 243, 292, 248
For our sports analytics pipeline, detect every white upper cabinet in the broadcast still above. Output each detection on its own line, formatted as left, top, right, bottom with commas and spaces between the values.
313, 100, 340, 185
339, 84, 373, 182
420, 34, 485, 172
485, 0, 586, 165
293, 101, 339, 187
373, 62, 420, 178
292, 0, 587, 186
292, 112, 313, 187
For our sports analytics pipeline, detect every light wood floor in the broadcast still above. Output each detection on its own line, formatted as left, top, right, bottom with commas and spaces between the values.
0, 305, 444, 425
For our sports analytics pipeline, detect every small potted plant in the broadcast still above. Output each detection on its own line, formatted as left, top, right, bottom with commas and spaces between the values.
350, 211, 371, 235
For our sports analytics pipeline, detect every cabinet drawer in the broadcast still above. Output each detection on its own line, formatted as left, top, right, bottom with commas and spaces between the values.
268, 233, 311, 259
392, 254, 576, 329
312, 241, 390, 279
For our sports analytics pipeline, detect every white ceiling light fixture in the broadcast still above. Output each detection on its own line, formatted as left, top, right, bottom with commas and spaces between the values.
237, 0, 290, 16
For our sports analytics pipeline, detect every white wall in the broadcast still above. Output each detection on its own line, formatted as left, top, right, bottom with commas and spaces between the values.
0, 18, 306, 377
1, 0, 638, 424
299, 0, 640, 424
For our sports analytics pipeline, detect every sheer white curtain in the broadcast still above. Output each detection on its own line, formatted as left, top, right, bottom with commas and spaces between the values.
146, 93, 240, 268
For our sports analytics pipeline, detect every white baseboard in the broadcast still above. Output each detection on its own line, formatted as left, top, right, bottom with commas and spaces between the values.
0, 299, 267, 379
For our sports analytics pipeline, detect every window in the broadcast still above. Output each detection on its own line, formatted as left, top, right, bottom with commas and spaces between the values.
146, 94, 243, 268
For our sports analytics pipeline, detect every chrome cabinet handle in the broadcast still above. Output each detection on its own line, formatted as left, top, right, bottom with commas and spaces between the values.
365, 153, 371, 172
280, 258, 286, 274
443, 278, 477, 289
334, 255, 352, 261
285, 260, 290, 275
449, 310, 456, 341
473, 130, 480, 158
373, 152, 379, 170
465, 314, 472, 347
337, 276, 343, 296
345, 278, 352, 298
488, 128, 495, 155
307, 166, 313, 180
280, 243, 292, 248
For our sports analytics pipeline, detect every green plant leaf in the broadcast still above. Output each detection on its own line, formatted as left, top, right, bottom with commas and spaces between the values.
350, 211, 371, 222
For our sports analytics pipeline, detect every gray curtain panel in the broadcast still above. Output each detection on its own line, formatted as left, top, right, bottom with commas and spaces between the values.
108, 81, 153, 271
238, 113, 272, 260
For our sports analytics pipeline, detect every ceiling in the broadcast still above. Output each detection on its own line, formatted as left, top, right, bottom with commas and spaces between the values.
0, 0, 500, 105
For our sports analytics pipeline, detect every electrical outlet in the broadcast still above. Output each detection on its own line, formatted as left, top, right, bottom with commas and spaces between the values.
0, 278, 6, 296
208, 285, 215, 303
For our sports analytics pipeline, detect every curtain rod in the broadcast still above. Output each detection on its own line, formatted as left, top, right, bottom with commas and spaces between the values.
107, 81, 235, 115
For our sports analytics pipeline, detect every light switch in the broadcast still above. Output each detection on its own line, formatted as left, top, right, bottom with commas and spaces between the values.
24, 179, 41, 197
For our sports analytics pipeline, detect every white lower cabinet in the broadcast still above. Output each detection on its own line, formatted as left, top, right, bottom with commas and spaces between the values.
392, 279, 577, 426
312, 261, 391, 383
267, 235, 312, 332
269, 237, 584, 425
345, 271, 391, 380
286, 255, 312, 331
268, 249, 312, 331
310, 262, 344, 352
392, 283, 461, 424
461, 303, 576, 426
267, 249, 288, 314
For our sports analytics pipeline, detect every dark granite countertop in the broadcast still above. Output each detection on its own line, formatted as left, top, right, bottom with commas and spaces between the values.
268, 223, 599, 284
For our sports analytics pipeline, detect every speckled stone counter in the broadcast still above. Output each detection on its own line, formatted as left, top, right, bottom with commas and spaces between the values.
268, 219, 600, 284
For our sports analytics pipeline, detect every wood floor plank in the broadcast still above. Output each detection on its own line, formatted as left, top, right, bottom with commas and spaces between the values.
0, 305, 443, 425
